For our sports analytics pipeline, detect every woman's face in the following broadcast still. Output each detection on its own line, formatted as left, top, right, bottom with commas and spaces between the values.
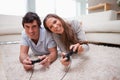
45, 17, 64, 34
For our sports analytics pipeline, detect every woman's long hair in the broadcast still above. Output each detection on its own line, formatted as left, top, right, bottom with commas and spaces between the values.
43, 14, 79, 51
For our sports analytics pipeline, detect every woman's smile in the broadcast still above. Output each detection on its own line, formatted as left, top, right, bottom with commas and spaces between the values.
46, 17, 64, 34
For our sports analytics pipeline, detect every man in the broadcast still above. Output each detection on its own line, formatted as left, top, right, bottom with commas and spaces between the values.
19, 12, 57, 71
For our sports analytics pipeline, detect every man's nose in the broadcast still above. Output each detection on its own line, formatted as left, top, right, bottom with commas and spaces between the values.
29, 28, 33, 32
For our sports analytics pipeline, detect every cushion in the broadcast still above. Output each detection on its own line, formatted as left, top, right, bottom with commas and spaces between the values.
0, 14, 23, 35
83, 20, 120, 33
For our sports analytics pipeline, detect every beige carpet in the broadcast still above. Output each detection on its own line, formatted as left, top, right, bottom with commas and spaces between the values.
0, 44, 120, 80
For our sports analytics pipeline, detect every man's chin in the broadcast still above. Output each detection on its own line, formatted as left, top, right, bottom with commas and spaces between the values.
29, 36, 34, 39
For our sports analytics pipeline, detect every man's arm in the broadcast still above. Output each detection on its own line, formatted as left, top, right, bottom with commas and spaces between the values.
38, 47, 57, 67
48, 47, 58, 63
19, 45, 29, 63
20, 45, 34, 71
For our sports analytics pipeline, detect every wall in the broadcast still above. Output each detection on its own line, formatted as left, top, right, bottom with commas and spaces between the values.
88, 0, 120, 19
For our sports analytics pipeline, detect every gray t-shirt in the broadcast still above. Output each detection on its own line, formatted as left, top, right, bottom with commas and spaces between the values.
21, 27, 57, 56
52, 20, 89, 53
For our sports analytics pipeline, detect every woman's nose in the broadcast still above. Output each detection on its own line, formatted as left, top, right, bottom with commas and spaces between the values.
53, 24, 57, 28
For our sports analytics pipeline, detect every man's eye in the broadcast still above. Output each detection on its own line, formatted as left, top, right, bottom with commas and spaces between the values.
33, 25, 36, 28
32, 25, 38, 29
25, 26, 29, 29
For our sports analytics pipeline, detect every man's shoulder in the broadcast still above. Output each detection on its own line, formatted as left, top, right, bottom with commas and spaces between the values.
21, 30, 25, 34
21, 30, 28, 39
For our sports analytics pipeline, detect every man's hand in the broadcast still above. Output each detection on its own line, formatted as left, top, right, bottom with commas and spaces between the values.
38, 55, 50, 67
60, 52, 71, 67
22, 57, 33, 71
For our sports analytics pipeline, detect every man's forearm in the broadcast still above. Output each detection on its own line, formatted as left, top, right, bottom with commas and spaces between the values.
19, 53, 28, 63
48, 51, 58, 63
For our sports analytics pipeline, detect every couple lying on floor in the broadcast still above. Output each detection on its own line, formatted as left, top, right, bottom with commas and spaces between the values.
19, 12, 89, 71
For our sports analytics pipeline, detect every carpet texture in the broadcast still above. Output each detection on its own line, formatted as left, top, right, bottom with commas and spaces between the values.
0, 44, 120, 80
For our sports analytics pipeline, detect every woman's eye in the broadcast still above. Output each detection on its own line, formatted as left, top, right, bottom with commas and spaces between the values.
53, 20, 56, 24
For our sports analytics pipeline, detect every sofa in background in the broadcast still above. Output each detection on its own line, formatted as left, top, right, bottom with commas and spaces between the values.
0, 14, 23, 42
77, 10, 120, 44
0, 10, 120, 44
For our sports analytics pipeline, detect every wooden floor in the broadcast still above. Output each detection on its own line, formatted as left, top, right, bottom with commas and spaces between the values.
0, 43, 120, 80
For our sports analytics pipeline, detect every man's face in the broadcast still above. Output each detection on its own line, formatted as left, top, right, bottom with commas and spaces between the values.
24, 20, 39, 40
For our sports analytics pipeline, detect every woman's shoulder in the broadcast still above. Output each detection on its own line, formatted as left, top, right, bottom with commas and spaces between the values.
68, 20, 80, 25
68, 20, 82, 29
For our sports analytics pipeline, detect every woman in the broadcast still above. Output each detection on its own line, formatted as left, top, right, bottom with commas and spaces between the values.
43, 14, 89, 66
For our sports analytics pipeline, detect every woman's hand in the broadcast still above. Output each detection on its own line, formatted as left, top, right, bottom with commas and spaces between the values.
22, 57, 33, 71
70, 43, 83, 54
60, 52, 71, 67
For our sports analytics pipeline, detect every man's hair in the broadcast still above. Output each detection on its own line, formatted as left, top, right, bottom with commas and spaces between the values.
22, 12, 41, 28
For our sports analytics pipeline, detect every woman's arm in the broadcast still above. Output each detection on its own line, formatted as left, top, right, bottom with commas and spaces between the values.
71, 20, 89, 53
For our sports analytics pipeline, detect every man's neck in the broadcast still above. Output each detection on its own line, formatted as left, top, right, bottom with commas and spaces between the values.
32, 34, 39, 45
32, 39, 38, 45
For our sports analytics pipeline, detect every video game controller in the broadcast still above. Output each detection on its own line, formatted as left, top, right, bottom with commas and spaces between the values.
64, 48, 76, 61
31, 58, 45, 65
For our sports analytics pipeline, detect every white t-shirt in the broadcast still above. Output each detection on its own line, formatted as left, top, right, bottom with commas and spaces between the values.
21, 27, 57, 56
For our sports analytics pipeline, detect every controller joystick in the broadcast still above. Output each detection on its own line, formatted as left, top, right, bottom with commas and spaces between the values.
31, 58, 44, 65
64, 48, 76, 61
